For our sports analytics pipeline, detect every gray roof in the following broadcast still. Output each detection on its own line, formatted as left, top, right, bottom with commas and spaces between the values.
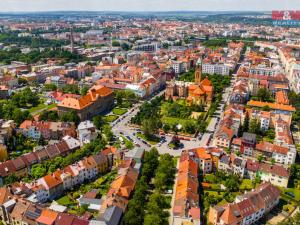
103, 205, 123, 225
78, 197, 103, 206
242, 132, 256, 143
124, 148, 144, 160
220, 154, 230, 164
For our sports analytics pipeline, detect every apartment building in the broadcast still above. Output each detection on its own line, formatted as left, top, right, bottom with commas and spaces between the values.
208, 182, 280, 225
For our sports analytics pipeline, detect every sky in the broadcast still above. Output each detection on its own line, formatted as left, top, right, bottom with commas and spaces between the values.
0, 0, 299, 12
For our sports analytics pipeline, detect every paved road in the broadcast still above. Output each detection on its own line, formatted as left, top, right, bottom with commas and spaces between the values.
111, 74, 237, 155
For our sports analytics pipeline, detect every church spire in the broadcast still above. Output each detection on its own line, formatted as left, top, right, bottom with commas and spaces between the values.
195, 58, 202, 84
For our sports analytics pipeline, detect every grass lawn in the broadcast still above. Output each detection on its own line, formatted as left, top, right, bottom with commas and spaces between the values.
56, 195, 76, 206
161, 116, 197, 127
112, 107, 127, 115
205, 190, 223, 198
29, 103, 57, 115
204, 174, 218, 183
121, 135, 134, 150
240, 179, 253, 190
137, 133, 160, 145
104, 115, 119, 122
217, 198, 228, 206
283, 188, 300, 201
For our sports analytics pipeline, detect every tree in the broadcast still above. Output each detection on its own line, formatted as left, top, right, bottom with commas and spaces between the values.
61, 84, 80, 94
225, 176, 240, 192
102, 124, 114, 142
254, 88, 273, 102
243, 112, 250, 132
271, 158, 275, 165
225, 148, 231, 154
142, 148, 159, 182
142, 118, 160, 138
60, 110, 80, 124
162, 124, 170, 133
5, 174, 18, 185
31, 164, 47, 179
112, 40, 120, 46
93, 115, 106, 130
39, 110, 59, 121
257, 154, 264, 163
121, 42, 130, 51
249, 118, 261, 135
116, 92, 123, 106
43, 84, 57, 91
144, 192, 169, 225
80, 86, 89, 96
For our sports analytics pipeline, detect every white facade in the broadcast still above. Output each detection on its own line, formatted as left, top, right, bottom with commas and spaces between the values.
202, 63, 230, 75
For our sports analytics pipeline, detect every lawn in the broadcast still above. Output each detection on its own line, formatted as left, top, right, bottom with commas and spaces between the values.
112, 107, 127, 115
29, 103, 57, 115
204, 190, 223, 198
283, 188, 300, 201
137, 133, 160, 145
161, 116, 197, 127
56, 195, 76, 206
204, 174, 218, 183
104, 115, 119, 122
240, 179, 253, 190
121, 135, 134, 150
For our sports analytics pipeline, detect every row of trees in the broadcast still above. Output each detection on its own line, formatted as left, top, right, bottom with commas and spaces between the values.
0, 88, 40, 125
0, 33, 69, 48
124, 150, 176, 225
124, 148, 159, 225
144, 154, 176, 225
251, 88, 274, 102
39, 110, 80, 125
0, 47, 84, 65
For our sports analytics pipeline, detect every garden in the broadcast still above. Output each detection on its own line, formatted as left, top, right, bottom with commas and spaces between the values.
55, 169, 117, 216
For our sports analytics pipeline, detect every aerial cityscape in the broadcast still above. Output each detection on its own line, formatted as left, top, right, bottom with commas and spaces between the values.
0, 1, 299, 225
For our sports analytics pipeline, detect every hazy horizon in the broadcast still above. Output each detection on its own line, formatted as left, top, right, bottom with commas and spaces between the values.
0, 0, 299, 12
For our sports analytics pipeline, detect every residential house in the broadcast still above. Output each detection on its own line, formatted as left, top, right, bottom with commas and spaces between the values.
172, 151, 200, 225
208, 182, 280, 225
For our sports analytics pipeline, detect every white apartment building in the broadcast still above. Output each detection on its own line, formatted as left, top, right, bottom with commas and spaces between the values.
202, 63, 230, 75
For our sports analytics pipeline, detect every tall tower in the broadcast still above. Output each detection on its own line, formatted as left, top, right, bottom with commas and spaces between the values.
195, 58, 202, 84
70, 27, 74, 53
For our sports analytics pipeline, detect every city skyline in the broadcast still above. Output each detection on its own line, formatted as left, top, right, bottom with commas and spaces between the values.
0, 0, 299, 12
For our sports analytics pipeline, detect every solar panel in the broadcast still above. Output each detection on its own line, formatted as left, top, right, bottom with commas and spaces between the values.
25, 211, 40, 220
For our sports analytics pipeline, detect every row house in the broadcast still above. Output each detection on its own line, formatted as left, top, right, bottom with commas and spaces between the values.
255, 142, 296, 165
93, 149, 144, 224
30, 152, 109, 203
19, 120, 77, 141
101, 165, 139, 212
208, 182, 280, 225
0, 136, 80, 186
190, 147, 213, 175
218, 154, 247, 177
217, 153, 290, 188
0, 189, 89, 225
172, 151, 200, 225
245, 159, 290, 188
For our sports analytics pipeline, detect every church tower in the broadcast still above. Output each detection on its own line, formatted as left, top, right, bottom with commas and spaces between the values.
195, 58, 202, 84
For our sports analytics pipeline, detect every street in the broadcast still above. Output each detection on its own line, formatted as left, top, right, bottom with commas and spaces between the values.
110, 74, 236, 156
